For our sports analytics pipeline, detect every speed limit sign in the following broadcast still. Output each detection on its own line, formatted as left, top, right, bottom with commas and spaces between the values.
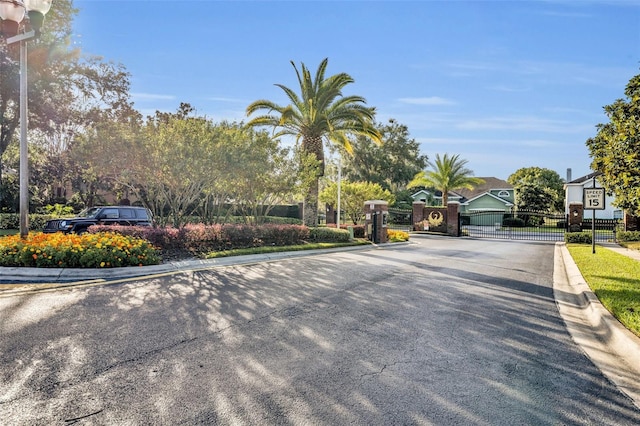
584, 188, 605, 210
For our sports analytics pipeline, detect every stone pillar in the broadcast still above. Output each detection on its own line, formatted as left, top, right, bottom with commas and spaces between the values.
447, 202, 460, 236
412, 201, 425, 231
364, 200, 389, 244
568, 202, 583, 232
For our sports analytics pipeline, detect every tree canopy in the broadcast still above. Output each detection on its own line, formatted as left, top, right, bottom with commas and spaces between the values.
586, 72, 640, 215
343, 119, 427, 193
507, 167, 565, 212
408, 153, 483, 206
320, 180, 394, 224
246, 58, 381, 226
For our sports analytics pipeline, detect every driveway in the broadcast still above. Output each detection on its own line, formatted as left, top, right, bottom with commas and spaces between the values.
1, 235, 639, 424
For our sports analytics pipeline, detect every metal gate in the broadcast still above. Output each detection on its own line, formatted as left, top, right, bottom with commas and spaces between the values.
387, 208, 413, 232
459, 211, 619, 241
459, 211, 567, 241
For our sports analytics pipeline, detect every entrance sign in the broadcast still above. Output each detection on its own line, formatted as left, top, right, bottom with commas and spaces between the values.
584, 188, 605, 210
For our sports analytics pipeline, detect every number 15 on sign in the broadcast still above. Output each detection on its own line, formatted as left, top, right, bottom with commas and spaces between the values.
584, 188, 605, 210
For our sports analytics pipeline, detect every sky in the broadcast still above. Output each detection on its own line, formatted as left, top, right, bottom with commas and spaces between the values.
71, 0, 640, 181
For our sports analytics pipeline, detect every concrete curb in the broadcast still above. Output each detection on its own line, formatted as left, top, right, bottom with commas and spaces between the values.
554, 242, 640, 409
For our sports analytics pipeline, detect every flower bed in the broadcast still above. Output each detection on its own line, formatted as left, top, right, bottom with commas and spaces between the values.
0, 232, 159, 268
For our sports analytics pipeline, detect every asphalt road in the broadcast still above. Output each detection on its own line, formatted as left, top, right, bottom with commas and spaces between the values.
1, 235, 639, 425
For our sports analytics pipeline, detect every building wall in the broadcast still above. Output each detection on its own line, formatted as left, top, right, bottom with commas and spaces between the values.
461, 194, 512, 214
565, 178, 620, 219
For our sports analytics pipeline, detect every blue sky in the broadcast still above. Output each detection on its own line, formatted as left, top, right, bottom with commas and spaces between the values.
72, 0, 640, 181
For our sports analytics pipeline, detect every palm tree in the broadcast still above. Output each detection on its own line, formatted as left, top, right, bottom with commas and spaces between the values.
408, 153, 484, 206
246, 58, 381, 226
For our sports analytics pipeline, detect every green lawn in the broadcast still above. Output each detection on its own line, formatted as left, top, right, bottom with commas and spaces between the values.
203, 239, 371, 259
567, 244, 640, 337
0, 229, 18, 236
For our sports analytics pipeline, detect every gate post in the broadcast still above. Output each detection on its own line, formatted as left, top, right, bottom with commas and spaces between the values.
412, 201, 425, 231
364, 200, 389, 243
568, 202, 583, 232
447, 202, 460, 236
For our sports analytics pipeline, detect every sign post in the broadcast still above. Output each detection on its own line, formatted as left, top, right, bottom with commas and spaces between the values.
583, 186, 605, 254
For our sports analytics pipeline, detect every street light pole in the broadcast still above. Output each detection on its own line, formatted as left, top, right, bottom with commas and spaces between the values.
337, 153, 341, 228
1, 0, 52, 238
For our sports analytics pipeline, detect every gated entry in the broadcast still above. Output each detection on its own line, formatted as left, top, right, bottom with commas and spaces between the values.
459, 211, 619, 241
460, 211, 567, 241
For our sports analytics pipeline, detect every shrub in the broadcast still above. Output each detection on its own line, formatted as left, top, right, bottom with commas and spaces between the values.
569, 224, 582, 233
502, 217, 525, 227
308, 227, 350, 243
0, 213, 54, 230
387, 230, 409, 242
326, 224, 366, 238
618, 231, 640, 242
257, 224, 309, 246
90, 223, 324, 252
565, 231, 592, 244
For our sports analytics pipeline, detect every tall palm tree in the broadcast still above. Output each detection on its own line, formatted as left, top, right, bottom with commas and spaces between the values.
408, 153, 484, 206
246, 58, 381, 226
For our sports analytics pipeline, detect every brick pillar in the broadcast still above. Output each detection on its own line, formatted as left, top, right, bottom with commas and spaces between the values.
412, 201, 425, 231
447, 202, 460, 236
625, 212, 638, 231
568, 203, 583, 232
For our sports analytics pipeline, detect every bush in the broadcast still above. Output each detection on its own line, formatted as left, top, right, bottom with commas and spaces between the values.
308, 227, 350, 243
326, 224, 366, 238
387, 230, 409, 242
569, 224, 582, 233
502, 217, 525, 227
0, 213, 55, 230
565, 231, 592, 244
618, 231, 640, 242
90, 223, 332, 252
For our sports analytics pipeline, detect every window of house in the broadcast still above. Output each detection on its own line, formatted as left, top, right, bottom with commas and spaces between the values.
498, 190, 510, 198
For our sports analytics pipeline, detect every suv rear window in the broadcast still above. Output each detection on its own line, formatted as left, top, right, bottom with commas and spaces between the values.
135, 209, 150, 220
119, 208, 135, 219
101, 208, 119, 219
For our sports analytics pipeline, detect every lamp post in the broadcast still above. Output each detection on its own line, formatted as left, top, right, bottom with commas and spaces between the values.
0, 0, 52, 238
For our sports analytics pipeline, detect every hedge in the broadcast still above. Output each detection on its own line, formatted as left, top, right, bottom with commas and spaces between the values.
88, 223, 349, 253
565, 231, 592, 244
617, 231, 640, 242
0, 213, 54, 231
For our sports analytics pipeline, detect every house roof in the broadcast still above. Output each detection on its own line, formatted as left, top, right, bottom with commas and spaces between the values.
455, 177, 513, 200
567, 171, 602, 185
411, 189, 462, 199
462, 191, 514, 207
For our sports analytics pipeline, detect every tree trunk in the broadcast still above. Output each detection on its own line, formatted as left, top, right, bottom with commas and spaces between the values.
303, 178, 319, 227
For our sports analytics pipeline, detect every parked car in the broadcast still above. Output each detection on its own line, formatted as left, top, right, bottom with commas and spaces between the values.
43, 206, 154, 234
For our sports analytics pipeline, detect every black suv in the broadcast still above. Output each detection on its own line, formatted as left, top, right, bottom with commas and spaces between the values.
43, 206, 154, 234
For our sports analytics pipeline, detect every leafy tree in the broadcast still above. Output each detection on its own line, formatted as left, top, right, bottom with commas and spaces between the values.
135, 104, 223, 226
1, 0, 133, 188
246, 58, 381, 227
586, 72, 640, 215
222, 126, 298, 225
507, 167, 565, 212
407, 153, 483, 206
320, 180, 394, 224
343, 119, 428, 193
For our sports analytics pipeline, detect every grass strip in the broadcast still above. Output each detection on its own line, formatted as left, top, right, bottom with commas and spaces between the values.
567, 244, 640, 337
203, 240, 371, 259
